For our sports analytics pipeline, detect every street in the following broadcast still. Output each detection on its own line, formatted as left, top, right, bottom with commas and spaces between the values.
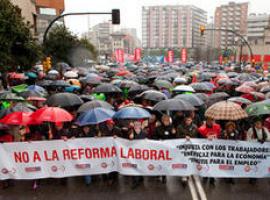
1, 176, 270, 200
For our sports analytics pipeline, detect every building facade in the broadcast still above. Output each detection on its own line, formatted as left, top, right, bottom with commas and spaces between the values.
35, 0, 65, 42
247, 13, 270, 45
142, 5, 207, 49
10, 0, 37, 35
214, 2, 248, 49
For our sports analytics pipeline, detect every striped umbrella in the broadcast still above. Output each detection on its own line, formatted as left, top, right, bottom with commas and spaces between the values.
205, 101, 248, 120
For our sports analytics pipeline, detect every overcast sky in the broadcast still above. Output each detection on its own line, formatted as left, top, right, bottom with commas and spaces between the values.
64, 0, 270, 39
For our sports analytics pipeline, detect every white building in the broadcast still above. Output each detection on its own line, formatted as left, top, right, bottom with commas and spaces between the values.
247, 13, 270, 45
142, 5, 207, 49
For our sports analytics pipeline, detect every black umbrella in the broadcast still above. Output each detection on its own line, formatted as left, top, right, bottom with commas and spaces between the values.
18, 90, 43, 98
36, 80, 53, 87
153, 99, 195, 112
138, 90, 168, 102
128, 85, 149, 93
50, 80, 70, 87
93, 83, 122, 94
174, 94, 204, 107
190, 83, 212, 92
194, 93, 209, 103
77, 100, 113, 113
0, 103, 36, 119
208, 92, 230, 106
80, 95, 95, 102
0, 92, 24, 101
46, 93, 83, 107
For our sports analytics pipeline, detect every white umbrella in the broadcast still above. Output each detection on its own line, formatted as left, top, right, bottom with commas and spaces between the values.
64, 71, 78, 78
173, 85, 195, 93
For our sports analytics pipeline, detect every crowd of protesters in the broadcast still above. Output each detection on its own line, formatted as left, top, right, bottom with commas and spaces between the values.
0, 62, 270, 190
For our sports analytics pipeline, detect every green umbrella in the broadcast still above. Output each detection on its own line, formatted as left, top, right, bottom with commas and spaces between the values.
11, 84, 28, 93
246, 100, 270, 116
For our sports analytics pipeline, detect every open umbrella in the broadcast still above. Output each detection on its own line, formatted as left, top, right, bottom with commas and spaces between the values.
246, 100, 270, 116
93, 84, 122, 94
46, 93, 83, 107
28, 85, 47, 95
228, 97, 252, 105
19, 90, 43, 98
113, 106, 151, 119
208, 92, 230, 106
0, 112, 33, 126
138, 90, 168, 102
76, 108, 115, 126
64, 71, 78, 79
236, 85, 255, 93
205, 101, 248, 120
153, 99, 195, 112
31, 107, 73, 124
50, 80, 71, 87
195, 93, 209, 103
241, 92, 265, 102
174, 94, 204, 107
173, 85, 195, 93
78, 100, 113, 113
153, 80, 173, 90
128, 85, 149, 94
36, 80, 53, 87
190, 83, 212, 92
0, 92, 24, 101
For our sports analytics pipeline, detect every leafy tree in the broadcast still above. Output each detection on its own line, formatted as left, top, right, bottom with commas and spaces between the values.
0, 0, 42, 71
43, 25, 97, 66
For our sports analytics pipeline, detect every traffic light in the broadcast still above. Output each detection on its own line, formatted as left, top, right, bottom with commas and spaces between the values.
46, 57, 51, 70
200, 25, 205, 36
43, 57, 52, 72
112, 9, 120, 24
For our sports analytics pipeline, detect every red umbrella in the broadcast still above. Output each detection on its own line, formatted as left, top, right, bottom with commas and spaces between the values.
27, 96, 46, 101
30, 107, 73, 124
0, 112, 33, 126
235, 85, 255, 93
241, 92, 265, 102
8, 72, 26, 79
116, 70, 132, 77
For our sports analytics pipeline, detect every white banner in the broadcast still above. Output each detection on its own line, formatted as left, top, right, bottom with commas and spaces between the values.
1, 138, 270, 180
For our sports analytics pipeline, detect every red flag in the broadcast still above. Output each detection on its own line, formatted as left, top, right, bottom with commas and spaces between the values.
219, 55, 223, 65
181, 48, 187, 64
134, 48, 142, 62
168, 50, 174, 63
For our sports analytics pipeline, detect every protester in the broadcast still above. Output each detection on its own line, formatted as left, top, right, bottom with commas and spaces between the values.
177, 116, 198, 186
128, 120, 147, 189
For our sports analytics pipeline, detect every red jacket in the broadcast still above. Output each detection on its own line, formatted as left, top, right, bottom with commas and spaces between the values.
0, 134, 14, 143
198, 123, 221, 138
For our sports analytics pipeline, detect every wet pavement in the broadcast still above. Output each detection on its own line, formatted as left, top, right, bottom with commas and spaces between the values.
203, 178, 270, 200
1, 176, 270, 200
0, 176, 191, 200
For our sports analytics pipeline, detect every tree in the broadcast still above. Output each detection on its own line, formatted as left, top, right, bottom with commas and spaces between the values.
43, 25, 97, 66
0, 0, 42, 71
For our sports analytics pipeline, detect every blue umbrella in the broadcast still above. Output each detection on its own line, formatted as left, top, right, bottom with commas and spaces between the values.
28, 85, 47, 94
76, 107, 115, 126
113, 106, 151, 119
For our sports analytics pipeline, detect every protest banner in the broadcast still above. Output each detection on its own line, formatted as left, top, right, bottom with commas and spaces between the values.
1, 138, 270, 180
